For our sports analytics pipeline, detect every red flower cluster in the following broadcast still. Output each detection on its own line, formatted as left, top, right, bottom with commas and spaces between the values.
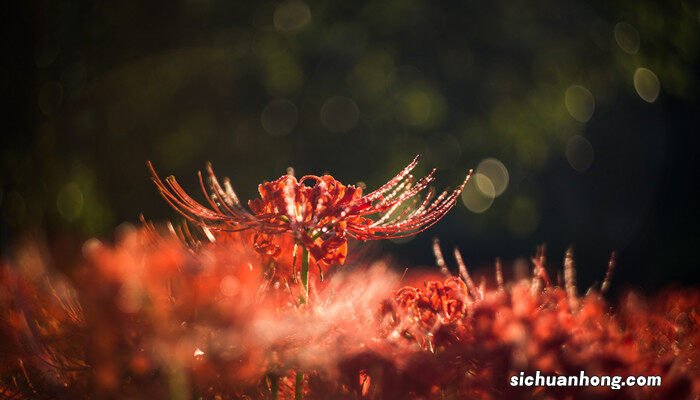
370, 250, 700, 399
148, 156, 471, 267
1, 233, 699, 399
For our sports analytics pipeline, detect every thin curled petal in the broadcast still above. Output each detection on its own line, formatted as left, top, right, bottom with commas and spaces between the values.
147, 157, 472, 267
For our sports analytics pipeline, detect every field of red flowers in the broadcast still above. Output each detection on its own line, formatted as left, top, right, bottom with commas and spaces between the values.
1, 160, 698, 399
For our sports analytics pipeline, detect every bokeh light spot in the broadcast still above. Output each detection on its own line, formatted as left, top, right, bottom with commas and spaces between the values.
462, 173, 495, 213
633, 68, 660, 103
56, 183, 84, 222
395, 91, 431, 126
476, 158, 509, 197
386, 65, 423, 96
564, 85, 595, 122
348, 51, 395, 101
273, 0, 311, 34
614, 22, 640, 54
320, 96, 360, 133
394, 86, 446, 127
261, 99, 298, 137
565, 135, 594, 172
262, 51, 304, 95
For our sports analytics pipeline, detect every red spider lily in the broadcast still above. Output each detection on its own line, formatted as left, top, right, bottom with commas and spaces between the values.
147, 156, 472, 267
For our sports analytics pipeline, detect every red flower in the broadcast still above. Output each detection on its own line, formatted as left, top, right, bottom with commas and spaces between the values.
147, 156, 472, 267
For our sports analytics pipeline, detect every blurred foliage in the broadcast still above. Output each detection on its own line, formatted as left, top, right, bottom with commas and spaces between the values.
2, 0, 699, 287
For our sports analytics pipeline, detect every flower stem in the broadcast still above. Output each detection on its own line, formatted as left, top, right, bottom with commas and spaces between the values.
295, 370, 304, 400
300, 246, 309, 304
294, 371, 304, 400
295, 247, 310, 399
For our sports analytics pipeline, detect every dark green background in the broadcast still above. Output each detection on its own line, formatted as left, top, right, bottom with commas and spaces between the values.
2, 0, 699, 292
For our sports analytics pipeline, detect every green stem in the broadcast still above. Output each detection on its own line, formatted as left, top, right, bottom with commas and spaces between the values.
295, 370, 304, 400
300, 246, 309, 304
